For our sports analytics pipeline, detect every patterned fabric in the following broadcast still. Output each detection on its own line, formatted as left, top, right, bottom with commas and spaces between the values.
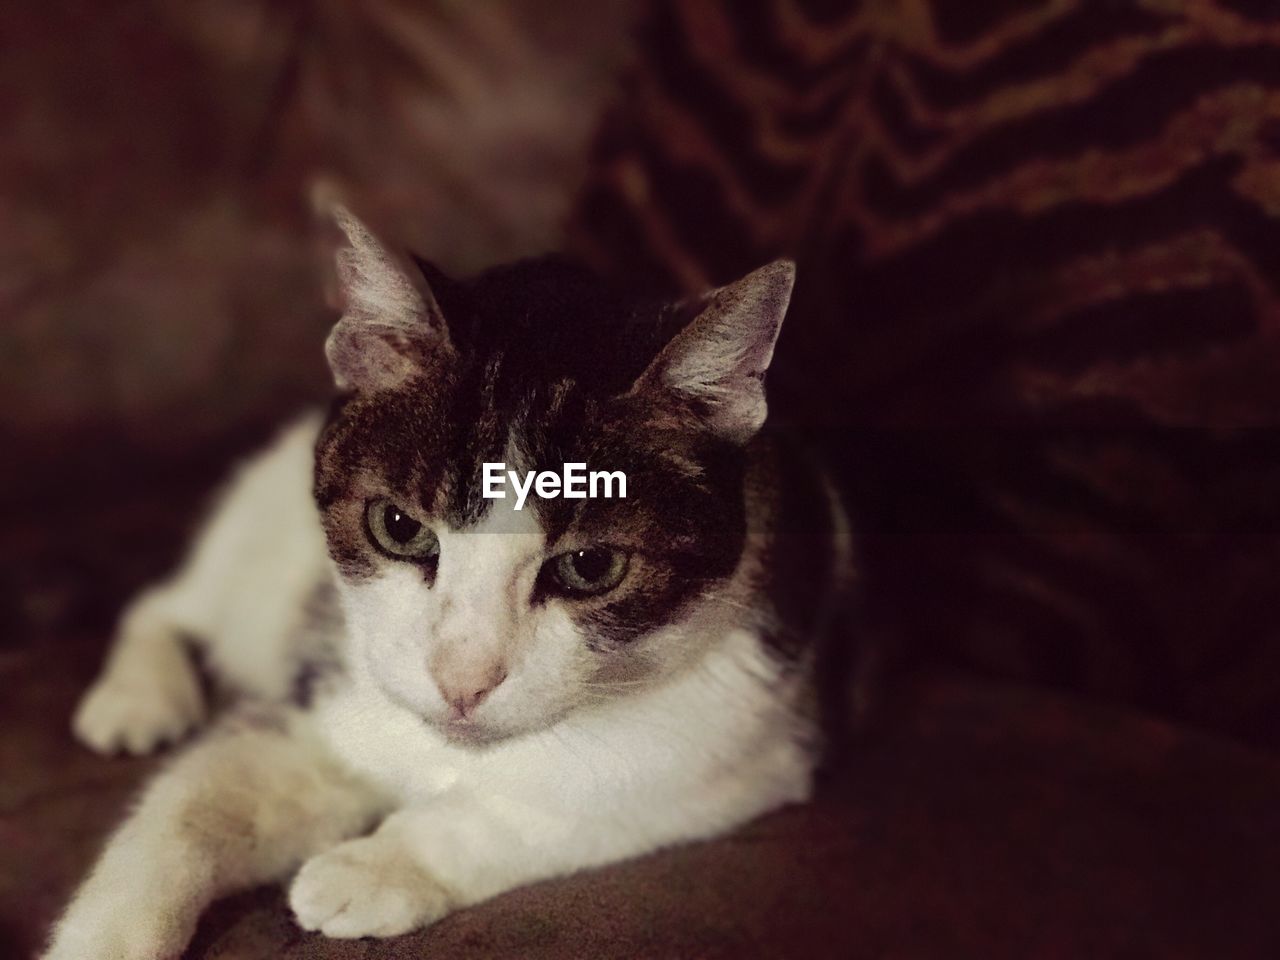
569, 0, 1280, 749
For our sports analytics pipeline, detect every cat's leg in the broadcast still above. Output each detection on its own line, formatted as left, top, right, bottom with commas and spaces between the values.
284, 794, 741, 939
73, 583, 206, 755
288, 750, 809, 940
44, 708, 382, 960
74, 414, 328, 756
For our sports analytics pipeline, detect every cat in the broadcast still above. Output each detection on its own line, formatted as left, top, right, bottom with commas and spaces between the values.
42, 205, 855, 959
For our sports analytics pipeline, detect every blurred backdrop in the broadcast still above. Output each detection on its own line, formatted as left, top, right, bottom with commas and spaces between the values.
0, 0, 636, 643
6, 0, 1280, 749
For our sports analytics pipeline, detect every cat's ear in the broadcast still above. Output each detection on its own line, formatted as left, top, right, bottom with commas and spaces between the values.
632, 260, 795, 444
322, 203, 453, 393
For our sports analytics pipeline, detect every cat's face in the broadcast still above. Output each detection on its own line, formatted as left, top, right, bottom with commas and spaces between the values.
314, 206, 793, 744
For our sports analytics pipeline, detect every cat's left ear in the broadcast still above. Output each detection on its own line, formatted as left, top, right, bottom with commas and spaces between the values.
322, 203, 454, 393
632, 260, 795, 444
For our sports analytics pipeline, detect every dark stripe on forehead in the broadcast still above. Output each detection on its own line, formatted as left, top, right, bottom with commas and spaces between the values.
433, 355, 584, 529
436, 353, 510, 527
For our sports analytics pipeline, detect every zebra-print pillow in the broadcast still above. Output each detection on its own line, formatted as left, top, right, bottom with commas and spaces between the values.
569, 0, 1280, 750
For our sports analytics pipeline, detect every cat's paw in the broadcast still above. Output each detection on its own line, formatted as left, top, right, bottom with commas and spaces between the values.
289, 837, 451, 939
73, 651, 205, 756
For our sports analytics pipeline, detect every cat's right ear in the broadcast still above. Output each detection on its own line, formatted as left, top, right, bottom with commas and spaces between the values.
321, 202, 453, 393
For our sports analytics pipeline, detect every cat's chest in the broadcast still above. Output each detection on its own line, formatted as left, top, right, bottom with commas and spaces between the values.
312, 628, 814, 816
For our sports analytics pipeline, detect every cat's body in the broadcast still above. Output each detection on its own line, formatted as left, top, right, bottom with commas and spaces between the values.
45, 209, 854, 959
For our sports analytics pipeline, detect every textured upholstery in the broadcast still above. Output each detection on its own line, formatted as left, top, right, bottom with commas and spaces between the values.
570, 0, 1280, 751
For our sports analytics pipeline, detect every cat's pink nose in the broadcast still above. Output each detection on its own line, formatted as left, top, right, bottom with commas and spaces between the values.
432, 659, 508, 718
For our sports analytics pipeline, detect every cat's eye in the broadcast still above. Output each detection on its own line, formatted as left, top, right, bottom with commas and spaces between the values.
365, 498, 439, 561
549, 547, 629, 597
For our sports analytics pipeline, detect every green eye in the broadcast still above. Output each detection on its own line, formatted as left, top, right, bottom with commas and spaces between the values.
365, 498, 439, 560
550, 547, 629, 597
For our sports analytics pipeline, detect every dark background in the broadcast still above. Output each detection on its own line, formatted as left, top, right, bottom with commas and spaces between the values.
5, 1, 1280, 957
0, 0, 635, 650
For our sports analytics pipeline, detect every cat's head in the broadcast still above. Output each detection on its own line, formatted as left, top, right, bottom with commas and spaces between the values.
314, 206, 794, 744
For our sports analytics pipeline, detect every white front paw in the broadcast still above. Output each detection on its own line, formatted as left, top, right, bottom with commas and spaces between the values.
73, 659, 204, 756
289, 837, 451, 939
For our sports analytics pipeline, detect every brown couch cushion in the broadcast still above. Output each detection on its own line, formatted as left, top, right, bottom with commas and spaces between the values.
570, 0, 1280, 751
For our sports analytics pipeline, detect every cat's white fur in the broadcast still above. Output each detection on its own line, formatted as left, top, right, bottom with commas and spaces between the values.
73, 413, 330, 754
348, 481, 591, 741
47, 415, 815, 958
